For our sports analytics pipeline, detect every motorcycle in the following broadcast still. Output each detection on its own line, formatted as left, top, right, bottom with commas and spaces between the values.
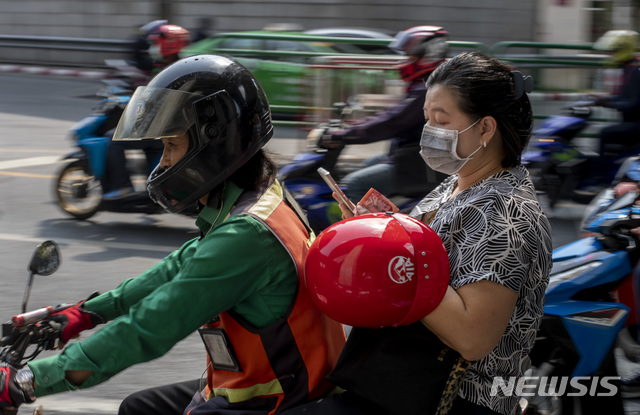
53, 88, 160, 220
1, 240, 65, 415
102, 59, 150, 91
523, 189, 640, 414
581, 156, 640, 231
523, 100, 639, 208
279, 106, 446, 234
53, 77, 197, 220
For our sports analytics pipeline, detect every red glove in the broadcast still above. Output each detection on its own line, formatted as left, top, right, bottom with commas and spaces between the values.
45, 296, 105, 343
0, 366, 35, 410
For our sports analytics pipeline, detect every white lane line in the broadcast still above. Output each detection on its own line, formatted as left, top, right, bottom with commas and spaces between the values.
21, 396, 121, 414
0, 233, 181, 254
0, 156, 61, 170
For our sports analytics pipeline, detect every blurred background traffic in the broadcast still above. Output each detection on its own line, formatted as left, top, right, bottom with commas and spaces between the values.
0, 1, 628, 131
1, 0, 637, 235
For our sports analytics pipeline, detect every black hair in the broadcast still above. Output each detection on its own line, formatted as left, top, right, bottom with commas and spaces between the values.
425, 51, 533, 167
204, 149, 277, 209
229, 149, 278, 190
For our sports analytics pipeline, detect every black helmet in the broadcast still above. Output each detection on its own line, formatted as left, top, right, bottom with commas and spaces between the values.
113, 54, 273, 213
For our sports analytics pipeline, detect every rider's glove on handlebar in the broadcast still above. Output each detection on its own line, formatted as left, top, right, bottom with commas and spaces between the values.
0, 366, 35, 409
319, 132, 345, 150
46, 292, 105, 343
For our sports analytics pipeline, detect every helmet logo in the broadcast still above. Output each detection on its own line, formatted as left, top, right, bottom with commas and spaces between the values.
388, 256, 415, 284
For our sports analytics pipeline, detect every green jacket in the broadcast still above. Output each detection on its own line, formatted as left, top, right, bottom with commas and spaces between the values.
30, 181, 297, 396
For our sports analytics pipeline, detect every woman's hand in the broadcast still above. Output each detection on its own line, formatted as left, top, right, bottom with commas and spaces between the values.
334, 192, 356, 219
611, 182, 640, 235
332, 193, 374, 219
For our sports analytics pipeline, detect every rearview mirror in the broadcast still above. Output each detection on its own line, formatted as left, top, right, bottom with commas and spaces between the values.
23, 240, 61, 312
28, 240, 61, 276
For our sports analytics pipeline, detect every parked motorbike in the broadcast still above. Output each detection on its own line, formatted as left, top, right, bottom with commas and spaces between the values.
524, 190, 640, 413
279, 107, 445, 234
523, 100, 639, 208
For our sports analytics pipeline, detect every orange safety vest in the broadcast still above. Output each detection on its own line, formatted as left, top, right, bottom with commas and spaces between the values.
191, 180, 346, 414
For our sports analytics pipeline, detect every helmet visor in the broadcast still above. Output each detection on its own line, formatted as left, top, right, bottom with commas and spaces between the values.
113, 86, 203, 141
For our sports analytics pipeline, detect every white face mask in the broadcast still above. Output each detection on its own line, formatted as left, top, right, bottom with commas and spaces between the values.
419, 118, 482, 175
149, 45, 162, 62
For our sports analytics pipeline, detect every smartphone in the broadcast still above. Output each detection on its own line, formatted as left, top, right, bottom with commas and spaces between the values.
317, 167, 356, 212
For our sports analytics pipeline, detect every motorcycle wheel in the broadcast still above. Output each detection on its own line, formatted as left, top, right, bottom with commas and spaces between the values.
524, 396, 562, 415
618, 326, 640, 363
54, 160, 102, 220
522, 365, 563, 415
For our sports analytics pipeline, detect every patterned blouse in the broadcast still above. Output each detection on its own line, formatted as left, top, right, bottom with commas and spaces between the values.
410, 164, 553, 415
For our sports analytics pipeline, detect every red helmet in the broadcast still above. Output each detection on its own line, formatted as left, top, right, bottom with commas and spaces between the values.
304, 212, 450, 328
390, 26, 449, 83
154, 24, 191, 56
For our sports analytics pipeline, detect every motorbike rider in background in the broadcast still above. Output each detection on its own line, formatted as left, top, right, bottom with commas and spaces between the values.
593, 30, 640, 164
147, 24, 192, 75
585, 30, 640, 397
283, 51, 553, 415
322, 26, 449, 202
129, 19, 167, 74
102, 24, 191, 200
0, 55, 346, 415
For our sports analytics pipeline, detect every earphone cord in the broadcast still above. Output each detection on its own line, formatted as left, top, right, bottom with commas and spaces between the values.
203, 182, 226, 238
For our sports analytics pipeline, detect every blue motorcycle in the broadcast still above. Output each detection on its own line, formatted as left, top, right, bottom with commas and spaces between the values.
53, 86, 169, 220
581, 155, 640, 224
524, 188, 640, 413
523, 101, 639, 208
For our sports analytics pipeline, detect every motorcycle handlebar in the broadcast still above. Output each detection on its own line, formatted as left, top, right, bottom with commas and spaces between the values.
11, 306, 53, 327
11, 302, 73, 327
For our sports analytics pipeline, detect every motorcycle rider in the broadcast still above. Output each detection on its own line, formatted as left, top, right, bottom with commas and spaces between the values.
148, 24, 192, 74
322, 25, 449, 202
295, 52, 553, 415
0, 55, 346, 415
129, 19, 167, 74
603, 178, 640, 397
102, 24, 192, 200
593, 30, 640, 161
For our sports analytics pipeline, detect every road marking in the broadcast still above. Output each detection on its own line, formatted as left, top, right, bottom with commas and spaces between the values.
0, 156, 60, 170
22, 396, 121, 414
0, 233, 183, 253
0, 171, 55, 178
0, 148, 66, 153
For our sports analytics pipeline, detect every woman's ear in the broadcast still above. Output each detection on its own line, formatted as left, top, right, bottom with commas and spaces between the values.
479, 116, 498, 145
